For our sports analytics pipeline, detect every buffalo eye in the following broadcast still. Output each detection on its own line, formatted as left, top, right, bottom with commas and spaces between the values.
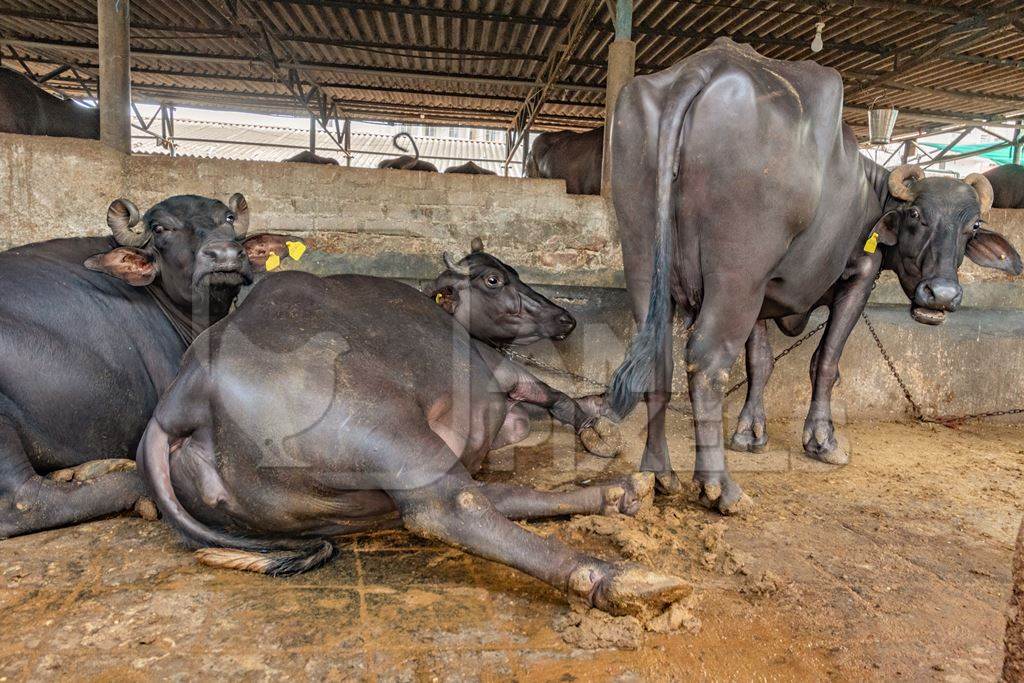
225, 213, 236, 224
152, 223, 166, 234
485, 274, 502, 288
908, 207, 921, 221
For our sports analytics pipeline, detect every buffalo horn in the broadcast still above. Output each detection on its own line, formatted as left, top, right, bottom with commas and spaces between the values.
106, 198, 150, 247
443, 251, 470, 276
964, 173, 994, 213
887, 164, 925, 202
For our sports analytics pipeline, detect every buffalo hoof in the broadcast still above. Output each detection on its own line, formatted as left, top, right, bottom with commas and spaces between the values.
802, 421, 849, 465
601, 472, 655, 517
651, 470, 683, 496
569, 562, 691, 618
134, 498, 159, 521
579, 418, 622, 458
48, 458, 136, 483
729, 414, 768, 453
691, 475, 753, 516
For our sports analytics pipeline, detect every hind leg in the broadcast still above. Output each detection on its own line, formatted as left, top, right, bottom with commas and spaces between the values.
0, 419, 146, 538
478, 472, 655, 519
730, 320, 773, 453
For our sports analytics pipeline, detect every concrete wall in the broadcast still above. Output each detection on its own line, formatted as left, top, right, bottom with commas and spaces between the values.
3, 132, 1024, 423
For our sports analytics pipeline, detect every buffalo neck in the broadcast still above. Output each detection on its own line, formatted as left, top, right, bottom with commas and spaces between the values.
144, 284, 238, 346
861, 157, 896, 210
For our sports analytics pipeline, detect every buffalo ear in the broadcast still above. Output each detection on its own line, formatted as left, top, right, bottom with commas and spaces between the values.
871, 210, 899, 246
966, 228, 1023, 275
243, 233, 290, 271
430, 286, 460, 315
84, 248, 157, 286
228, 193, 250, 238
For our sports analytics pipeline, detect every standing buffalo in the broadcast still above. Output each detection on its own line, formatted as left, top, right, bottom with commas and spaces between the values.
0, 67, 99, 139
138, 271, 687, 615
444, 161, 497, 175
378, 132, 438, 172
283, 150, 339, 165
606, 38, 1020, 513
0, 194, 291, 537
526, 127, 603, 195
983, 163, 1024, 208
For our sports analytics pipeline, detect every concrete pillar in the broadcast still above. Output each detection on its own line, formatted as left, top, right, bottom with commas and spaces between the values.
98, 0, 131, 153
601, 0, 635, 198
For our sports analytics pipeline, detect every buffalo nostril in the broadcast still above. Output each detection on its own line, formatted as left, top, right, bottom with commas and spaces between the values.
558, 313, 576, 330
915, 279, 962, 311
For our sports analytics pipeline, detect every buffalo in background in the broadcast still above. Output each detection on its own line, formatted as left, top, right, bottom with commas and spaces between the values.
283, 150, 339, 165
378, 132, 439, 172
444, 160, 496, 175
525, 126, 603, 195
983, 163, 1024, 208
0, 67, 99, 139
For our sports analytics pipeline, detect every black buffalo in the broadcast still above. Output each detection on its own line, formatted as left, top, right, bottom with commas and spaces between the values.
444, 161, 497, 175
378, 132, 439, 172
0, 67, 100, 139
283, 150, 339, 165
0, 194, 291, 537
525, 127, 603, 195
427, 238, 576, 346
983, 163, 1024, 209
606, 38, 1021, 513
138, 271, 686, 615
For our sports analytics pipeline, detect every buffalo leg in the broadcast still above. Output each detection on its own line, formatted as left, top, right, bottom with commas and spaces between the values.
803, 254, 879, 464
729, 320, 773, 453
640, 320, 680, 494
685, 281, 761, 514
392, 465, 685, 616
0, 419, 146, 538
477, 472, 654, 519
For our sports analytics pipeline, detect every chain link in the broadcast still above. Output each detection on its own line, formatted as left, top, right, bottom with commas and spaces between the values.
504, 295, 1024, 428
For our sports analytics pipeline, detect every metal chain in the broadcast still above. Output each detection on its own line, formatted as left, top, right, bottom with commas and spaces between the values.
722, 320, 828, 398
860, 311, 923, 419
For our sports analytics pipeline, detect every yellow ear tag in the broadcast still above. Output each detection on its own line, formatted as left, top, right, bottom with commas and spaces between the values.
863, 232, 878, 254
435, 292, 444, 304
286, 241, 306, 261
265, 252, 281, 271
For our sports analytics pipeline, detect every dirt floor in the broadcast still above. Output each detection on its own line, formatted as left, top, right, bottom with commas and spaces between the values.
1, 413, 1022, 681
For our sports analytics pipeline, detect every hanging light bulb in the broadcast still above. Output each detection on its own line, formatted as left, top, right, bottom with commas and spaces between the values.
811, 21, 826, 53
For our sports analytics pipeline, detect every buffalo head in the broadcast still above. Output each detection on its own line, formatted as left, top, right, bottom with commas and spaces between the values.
428, 238, 576, 345
877, 165, 1022, 325
84, 193, 292, 315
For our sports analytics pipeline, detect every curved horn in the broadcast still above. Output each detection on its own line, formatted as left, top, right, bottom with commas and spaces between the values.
106, 198, 150, 247
887, 164, 925, 202
964, 173, 994, 213
228, 192, 250, 238
443, 251, 470, 276
470, 237, 484, 253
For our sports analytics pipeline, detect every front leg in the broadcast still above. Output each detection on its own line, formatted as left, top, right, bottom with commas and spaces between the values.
803, 253, 881, 465
729, 320, 773, 453
483, 349, 621, 457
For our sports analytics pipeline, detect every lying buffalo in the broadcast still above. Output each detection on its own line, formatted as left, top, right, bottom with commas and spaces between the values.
0, 194, 291, 537
0, 67, 99, 139
607, 38, 1021, 513
427, 238, 575, 345
444, 161, 496, 175
283, 150, 339, 165
526, 126, 603, 195
984, 163, 1024, 208
138, 272, 686, 615
378, 132, 438, 172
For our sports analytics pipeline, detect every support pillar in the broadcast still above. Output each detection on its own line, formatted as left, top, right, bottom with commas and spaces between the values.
309, 114, 316, 153
1013, 122, 1022, 166
601, 0, 635, 198
98, 0, 131, 153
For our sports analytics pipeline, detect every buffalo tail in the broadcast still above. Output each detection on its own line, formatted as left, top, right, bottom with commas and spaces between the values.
137, 420, 336, 577
606, 68, 710, 420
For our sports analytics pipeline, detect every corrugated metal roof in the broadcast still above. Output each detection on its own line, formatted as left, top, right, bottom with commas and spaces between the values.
2, 1, 1023, 138
132, 118, 516, 173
